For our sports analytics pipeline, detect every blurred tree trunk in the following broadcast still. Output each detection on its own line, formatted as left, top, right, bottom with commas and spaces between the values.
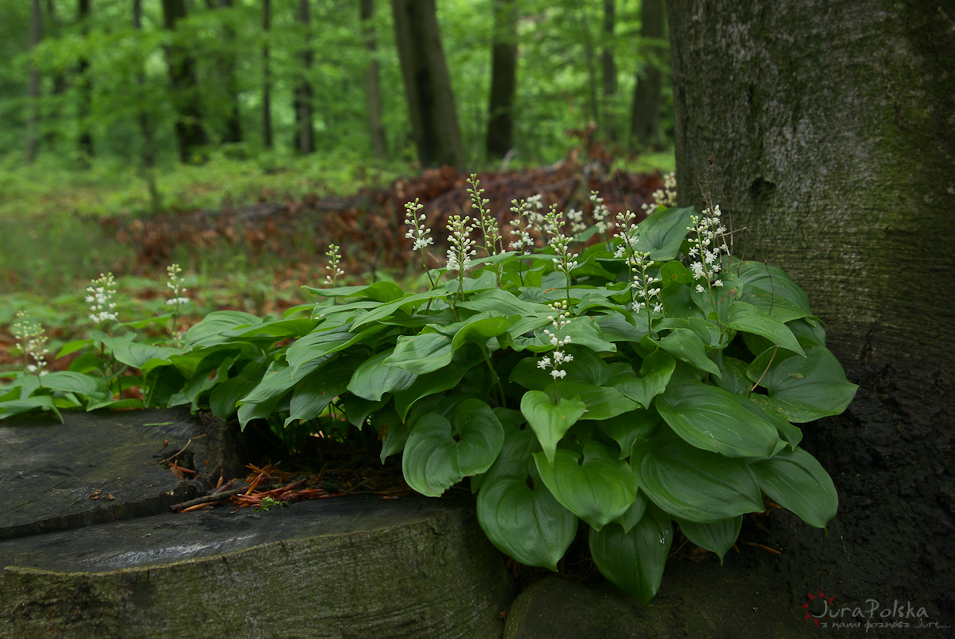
629, 0, 665, 149
262, 0, 273, 149
77, 0, 94, 164
485, 0, 517, 160
579, 3, 600, 132
360, 0, 387, 158
601, 0, 618, 142
213, 0, 243, 144
134, 0, 161, 214
161, 0, 208, 163
391, 0, 464, 170
43, 0, 67, 150
668, 0, 955, 618
294, 0, 315, 155
26, 0, 42, 164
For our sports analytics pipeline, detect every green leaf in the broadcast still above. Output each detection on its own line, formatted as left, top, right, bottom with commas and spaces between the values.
520, 390, 587, 464
183, 311, 261, 350
37, 371, 111, 405
385, 332, 454, 374
650, 328, 721, 378
612, 351, 675, 408
350, 290, 451, 331
287, 325, 386, 375
402, 399, 505, 497
393, 354, 478, 421
612, 493, 650, 533
595, 313, 648, 344
458, 288, 551, 316
376, 408, 409, 462
0, 394, 62, 422
750, 447, 838, 528
346, 349, 418, 402
450, 314, 519, 353
559, 316, 617, 353
534, 442, 639, 530
631, 436, 764, 523
554, 382, 638, 421
595, 409, 661, 459
657, 380, 780, 458
589, 506, 673, 603
477, 457, 578, 571
724, 302, 804, 356
304, 280, 405, 302
747, 342, 858, 423
209, 359, 267, 420
284, 357, 359, 426
736, 261, 813, 317
675, 516, 742, 563
633, 205, 696, 261
91, 331, 176, 370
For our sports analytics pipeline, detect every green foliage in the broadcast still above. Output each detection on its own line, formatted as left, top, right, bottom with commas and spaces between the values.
0, 179, 856, 602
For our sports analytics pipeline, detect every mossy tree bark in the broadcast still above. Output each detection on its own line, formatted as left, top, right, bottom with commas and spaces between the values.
391, 0, 464, 170
668, 0, 955, 618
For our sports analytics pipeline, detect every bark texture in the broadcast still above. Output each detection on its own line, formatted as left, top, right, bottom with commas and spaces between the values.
161, 0, 208, 163
294, 0, 315, 155
77, 0, 94, 163
669, 0, 955, 620
361, 0, 387, 158
391, 0, 464, 170
629, 0, 665, 148
26, 0, 42, 164
261, 0, 273, 149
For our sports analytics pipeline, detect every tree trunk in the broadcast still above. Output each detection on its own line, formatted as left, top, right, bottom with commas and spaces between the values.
485, 0, 517, 160
579, 4, 600, 132
262, 0, 273, 149
391, 0, 464, 170
600, 0, 617, 142
294, 0, 315, 155
629, 0, 665, 149
43, 0, 67, 151
161, 0, 208, 163
360, 0, 387, 158
26, 0, 42, 164
668, 0, 955, 620
134, 0, 161, 214
214, 0, 242, 144
77, 0, 94, 164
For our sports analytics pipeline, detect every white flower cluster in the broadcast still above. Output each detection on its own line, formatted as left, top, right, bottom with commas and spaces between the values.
508, 197, 539, 253
537, 302, 574, 379
630, 251, 663, 314
468, 176, 502, 256
542, 205, 579, 277
565, 208, 587, 236
642, 172, 678, 216
590, 191, 611, 235
404, 199, 433, 252
12, 311, 49, 376
323, 244, 346, 285
86, 272, 117, 324
445, 214, 477, 273
166, 263, 189, 307
687, 205, 729, 293
612, 208, 639, 260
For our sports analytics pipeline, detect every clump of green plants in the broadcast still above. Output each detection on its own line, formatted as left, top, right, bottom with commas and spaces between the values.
0, 175, 857, 601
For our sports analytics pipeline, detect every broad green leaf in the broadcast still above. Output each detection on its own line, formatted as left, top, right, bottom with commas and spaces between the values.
183, 311, 261, 350
714, 355, 751, 396
631, 436, 764, 523
339, 395, 387, 428
746, 342, 857, 423
350, 290, 451, 331
613, 351, 675, 408
558, 316, 616, 353
595, 409, 661, 458
724, 301, 804, 356
346, 349, 418, 401
650, 328, 721, 378
36, 371, 111, 404
304, 280, 405, 302
458, 288, 551, 316
287, 325, 386, 375
675, 516, 742, 563
91, 331, 176, 370
222, 316, 315, 340
751, 447, 838, 528
657, 380, 780, 458
450, 315, 519, 353
589, 506, 673, 603
284, 357, 359, 426
554, 382, 638, 421
209, 359, 267, 419
376, 408, 410, 462
477, 457, 578, 571
633, 205, 696, 261
393, 354, 478, 421
385, 332, 454, 374
612, 493, 650, 533
736, 261, 813, 316
521, 390, 587, 463
402, 399, 505, 497
0, 395, 62, 422
596, 313, 648, 343
56, 338, 93, 358
534, 442, 639, 530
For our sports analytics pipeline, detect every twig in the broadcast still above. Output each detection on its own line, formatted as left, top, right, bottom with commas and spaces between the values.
172, 487, 246, 512
158, 434, 207, 465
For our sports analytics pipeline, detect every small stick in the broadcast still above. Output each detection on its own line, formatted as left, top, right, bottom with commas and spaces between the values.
158, 434, 207, 465
172, 487, 245, 512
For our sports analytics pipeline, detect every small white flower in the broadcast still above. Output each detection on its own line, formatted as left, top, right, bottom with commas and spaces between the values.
696, 284, 705, 293
714, 279, 723, 287
550, 369, 567, 379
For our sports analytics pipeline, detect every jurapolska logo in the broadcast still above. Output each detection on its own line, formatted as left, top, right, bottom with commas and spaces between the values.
799, 591, 950, 631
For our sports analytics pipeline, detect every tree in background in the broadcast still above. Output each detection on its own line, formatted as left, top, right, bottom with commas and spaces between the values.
391, 0, 464, 169
293, 0, 315, 155
25, 0, 42, 164
361, 0, 387, 159
668, 0, 955, 618
486, 0, 518, 160
600, 0, 618, 142
207, 0, 242, 145
629, 0, 665, 149
161, 0, 208, 163
261, 0, 273, 150
77, 0, 94, 163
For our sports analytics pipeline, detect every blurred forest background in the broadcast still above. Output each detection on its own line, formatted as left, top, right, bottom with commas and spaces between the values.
0, 0, 673, 353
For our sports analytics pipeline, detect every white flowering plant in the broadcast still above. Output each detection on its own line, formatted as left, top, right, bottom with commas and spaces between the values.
0, 176, 857, 603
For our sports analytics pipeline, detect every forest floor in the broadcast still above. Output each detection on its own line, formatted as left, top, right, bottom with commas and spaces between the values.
0, 150, 668, 372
